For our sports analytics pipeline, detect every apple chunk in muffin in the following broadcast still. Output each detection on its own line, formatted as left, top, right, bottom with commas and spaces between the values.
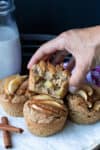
29, 61, 70, 99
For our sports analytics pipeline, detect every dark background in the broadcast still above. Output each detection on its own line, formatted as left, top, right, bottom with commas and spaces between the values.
14, 0, 100, 35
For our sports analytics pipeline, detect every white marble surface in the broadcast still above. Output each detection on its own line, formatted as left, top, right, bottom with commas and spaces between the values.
0, 106, 100, 150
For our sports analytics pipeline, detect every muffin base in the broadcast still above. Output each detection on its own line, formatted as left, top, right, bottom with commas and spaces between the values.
67, 95, 100, 124
0, 101, 24, 117
23, 105, 67, 136
69, 110, 100, 124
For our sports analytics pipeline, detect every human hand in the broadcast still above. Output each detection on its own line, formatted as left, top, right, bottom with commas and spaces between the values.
28, 26, 100, 87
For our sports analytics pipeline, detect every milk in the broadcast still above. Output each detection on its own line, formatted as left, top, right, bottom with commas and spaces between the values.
0, 26, 21, 79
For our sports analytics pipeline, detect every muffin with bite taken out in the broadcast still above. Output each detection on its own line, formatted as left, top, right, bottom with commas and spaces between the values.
29, 60, 70, 99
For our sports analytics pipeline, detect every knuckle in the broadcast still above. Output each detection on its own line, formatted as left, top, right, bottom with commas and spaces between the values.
59, 32, 67, 39
59, 29, 74, 39
59, 30, 74, 48
58, 32, 68, 48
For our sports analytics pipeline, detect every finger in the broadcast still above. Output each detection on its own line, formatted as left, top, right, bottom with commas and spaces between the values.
91, 54, 100, 69
52, 50, 67, 65
27, 36, 65, 69
69, 61, 88, 87
66, 57, 75, 71
43, 55, 50, 61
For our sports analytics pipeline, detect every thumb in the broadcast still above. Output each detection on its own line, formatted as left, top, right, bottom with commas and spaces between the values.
69, 62, 88, 87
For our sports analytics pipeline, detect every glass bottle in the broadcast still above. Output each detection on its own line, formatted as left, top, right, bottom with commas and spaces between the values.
0, 0, 21, 79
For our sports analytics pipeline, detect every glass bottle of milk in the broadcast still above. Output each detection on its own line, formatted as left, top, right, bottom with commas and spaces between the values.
0, 0, 21, 79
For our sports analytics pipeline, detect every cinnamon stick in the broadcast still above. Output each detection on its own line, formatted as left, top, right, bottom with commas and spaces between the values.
0, 123, 24, 133
1, 117, 12, 148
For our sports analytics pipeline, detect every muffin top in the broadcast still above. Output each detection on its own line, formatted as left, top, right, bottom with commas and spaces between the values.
67, 84, 100, 110
32, 94, 64, 104
0, 75, 34, 103
24, 99, 68, 124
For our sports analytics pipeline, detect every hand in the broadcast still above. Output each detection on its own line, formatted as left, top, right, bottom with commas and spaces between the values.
28, 26, 100, 87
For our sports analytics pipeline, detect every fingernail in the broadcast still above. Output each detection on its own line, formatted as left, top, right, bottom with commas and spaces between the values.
27, 62, 32, 69
27, 59, 34, 69
69, 86, 78, 93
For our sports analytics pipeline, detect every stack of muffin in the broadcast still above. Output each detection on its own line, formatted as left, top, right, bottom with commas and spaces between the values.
0, 61, 100, 137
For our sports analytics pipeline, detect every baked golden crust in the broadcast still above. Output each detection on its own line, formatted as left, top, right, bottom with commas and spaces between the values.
32, 94, 64, 104
67, 84, 100, 124
23, 99, 68, 136
0, 75, 35, 117
29, 61, 70, 99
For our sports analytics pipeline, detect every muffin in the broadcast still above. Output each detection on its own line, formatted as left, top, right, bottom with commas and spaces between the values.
23, 98, 68, 136
29, 60, 70, 99
0, 74, 35, 117
67, 84, 100, 124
